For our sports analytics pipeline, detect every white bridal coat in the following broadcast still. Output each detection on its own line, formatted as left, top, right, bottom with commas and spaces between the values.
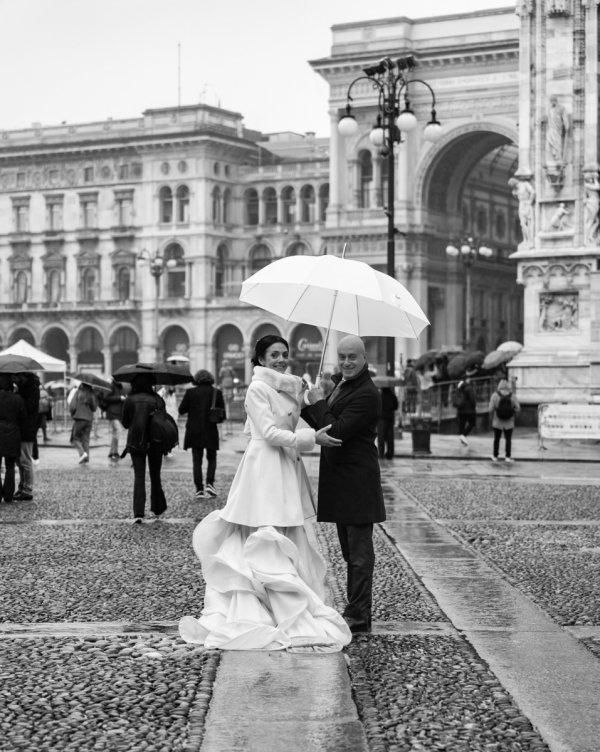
178, 366, 351, 651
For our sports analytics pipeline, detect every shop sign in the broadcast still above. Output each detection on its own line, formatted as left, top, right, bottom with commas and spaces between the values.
539, 403, 600, 441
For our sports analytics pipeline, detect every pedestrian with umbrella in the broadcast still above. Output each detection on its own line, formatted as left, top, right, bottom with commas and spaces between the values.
69, 381, 98, 464
0, 374, 26, 504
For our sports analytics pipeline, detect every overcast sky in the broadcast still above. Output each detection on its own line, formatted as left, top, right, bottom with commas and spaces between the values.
0, 0, 512, 137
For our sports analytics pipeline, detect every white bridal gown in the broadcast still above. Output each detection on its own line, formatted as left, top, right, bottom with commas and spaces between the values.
179, 366, 351, 651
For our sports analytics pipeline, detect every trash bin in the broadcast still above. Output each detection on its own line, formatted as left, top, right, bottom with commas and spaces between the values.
410, 416, 431, 455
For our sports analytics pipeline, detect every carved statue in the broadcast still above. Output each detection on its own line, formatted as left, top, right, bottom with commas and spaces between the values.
546, 96, 569, 163
584, 173, 600, 245
549, 202, 572, 231
509, 177, 535, 247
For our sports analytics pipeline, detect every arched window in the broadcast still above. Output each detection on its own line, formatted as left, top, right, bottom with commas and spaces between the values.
215, 244, 227, 297
299, 185, 315, 223
47, 270, 61, 303
15, 271, 28, 303
82, 268, 96, 302
263, 187, 278, 225
159, 186, 173, 223
244, 189, 259, 225
176, 185, 190, 223
358, 150, 372, 209
318, 184, 329, 222
282, 186, 295, 225
249, 244, 271, 273
212, 187, 221, 223
164, 243, 186, 298
286, 242, 307, 256
222, 189, 231, 224
116, 266, 131, 301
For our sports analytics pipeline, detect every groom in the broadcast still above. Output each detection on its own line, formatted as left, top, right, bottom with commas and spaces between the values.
302, 335, 385, 633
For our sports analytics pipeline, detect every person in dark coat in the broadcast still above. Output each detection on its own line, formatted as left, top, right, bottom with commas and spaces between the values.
69, 383, 98, 464
103, 379, 125, 461
0, 374, 26, 503
454, 371, 477, 446
302, 334, 385, 634
121, 374, 167, 523
178, 369, 225, 499
14, 373, 40, 501
377, 386, 399, 460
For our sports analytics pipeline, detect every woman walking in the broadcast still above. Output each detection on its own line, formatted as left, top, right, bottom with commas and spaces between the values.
489, 378, 520, 462
121, 374, 167, 524
178, 369, 224, 499
179, 335, 351, 651
70, 382, 97, 464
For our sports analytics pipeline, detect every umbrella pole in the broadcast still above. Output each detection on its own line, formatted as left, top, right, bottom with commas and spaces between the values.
317, 289, 339, 384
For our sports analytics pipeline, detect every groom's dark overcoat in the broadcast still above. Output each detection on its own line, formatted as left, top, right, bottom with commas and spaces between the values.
301, 364, 385, 524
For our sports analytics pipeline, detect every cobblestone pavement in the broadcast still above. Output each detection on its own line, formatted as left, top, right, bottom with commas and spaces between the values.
1, 423, 599, 751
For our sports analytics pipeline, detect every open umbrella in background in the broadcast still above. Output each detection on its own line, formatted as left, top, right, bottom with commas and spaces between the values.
112, 362, 194, 386
239, 252, 429, 375
413, 350, 438, 370
447, 351, 485, 379
497, 341, 523, 354
0, 354, 45, 373
72, 372, 112, 392
481, 349, 513, 371
465, 350, 485, 370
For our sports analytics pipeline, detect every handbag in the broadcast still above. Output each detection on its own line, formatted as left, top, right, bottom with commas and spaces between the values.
208, 387, 226, 424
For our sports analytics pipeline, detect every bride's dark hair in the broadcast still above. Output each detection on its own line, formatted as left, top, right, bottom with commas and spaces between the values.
251, 335, 289, 367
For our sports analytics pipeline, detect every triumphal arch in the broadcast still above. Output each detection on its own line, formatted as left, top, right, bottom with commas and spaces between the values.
312, 1, 600, 407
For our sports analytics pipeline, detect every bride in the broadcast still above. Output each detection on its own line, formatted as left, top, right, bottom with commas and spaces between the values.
179, 335, 352, 651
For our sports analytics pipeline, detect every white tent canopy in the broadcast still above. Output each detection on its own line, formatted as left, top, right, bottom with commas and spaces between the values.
0, 339, 67, 371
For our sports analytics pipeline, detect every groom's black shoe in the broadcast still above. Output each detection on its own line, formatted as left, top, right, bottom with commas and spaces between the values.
344, 616, 371, 633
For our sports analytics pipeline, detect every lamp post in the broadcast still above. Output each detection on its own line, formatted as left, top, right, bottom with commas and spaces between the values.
338, 55, 442, 376
138, 249, 177, 360
445, 238, 493, 349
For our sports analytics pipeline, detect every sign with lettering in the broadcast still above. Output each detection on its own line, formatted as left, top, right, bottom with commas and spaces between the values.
538, 403, 600, 441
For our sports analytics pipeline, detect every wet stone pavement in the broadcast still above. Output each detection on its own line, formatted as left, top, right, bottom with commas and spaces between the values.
1, 425, 599, 751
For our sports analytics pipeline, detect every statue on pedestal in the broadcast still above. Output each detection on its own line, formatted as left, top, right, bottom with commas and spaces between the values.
546, 96, 569, 164
509, 177, 535, 247
584, 173, 600, 245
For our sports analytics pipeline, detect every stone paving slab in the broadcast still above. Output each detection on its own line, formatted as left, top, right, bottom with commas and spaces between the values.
200, 651, 368, 752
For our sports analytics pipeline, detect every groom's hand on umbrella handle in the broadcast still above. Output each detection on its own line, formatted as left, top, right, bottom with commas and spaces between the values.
315, 424, 342, 447
305, 386, 324, 405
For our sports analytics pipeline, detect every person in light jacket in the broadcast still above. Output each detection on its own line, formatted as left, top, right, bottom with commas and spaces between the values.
489, 378, 520, 463
178, 334, 350, 651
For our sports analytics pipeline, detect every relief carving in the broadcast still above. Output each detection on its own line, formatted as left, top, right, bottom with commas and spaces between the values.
539, 291, 578, 331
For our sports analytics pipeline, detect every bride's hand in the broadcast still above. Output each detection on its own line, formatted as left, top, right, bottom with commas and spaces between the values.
315, 424, 342, 447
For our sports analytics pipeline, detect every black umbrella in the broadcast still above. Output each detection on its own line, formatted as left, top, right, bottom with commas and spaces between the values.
0, 354, 45, 373
72, 372, 113, 392
112, 362, 193, 386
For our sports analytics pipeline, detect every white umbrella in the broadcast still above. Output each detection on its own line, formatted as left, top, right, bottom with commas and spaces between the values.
497, 340, 523, 354
240, 255, 428, 337
240, 253, 429, 375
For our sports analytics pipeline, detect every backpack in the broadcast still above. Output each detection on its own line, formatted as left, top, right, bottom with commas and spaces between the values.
495, 393, 515, 420
148, 408, 179, 455
452, 387, 466, 409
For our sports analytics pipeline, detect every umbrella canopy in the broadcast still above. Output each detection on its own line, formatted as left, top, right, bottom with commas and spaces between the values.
497, 340, 523, 354
414, 350, 438, 370
240, 255, 429, 339
73, 372, 112, 392
482, 350, 513, 371
0, 354, 45, 373
112, 362, 194, 386
447, 351, 484, 379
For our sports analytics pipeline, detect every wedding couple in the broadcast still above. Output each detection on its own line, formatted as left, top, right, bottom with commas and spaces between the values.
179, 334, 385, 651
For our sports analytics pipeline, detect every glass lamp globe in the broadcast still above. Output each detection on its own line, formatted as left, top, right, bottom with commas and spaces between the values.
396, 109, 417, 132
460, 244, 472, 255
423, 121, 443, 143
338, 116, 358, 137
369, 127, 385, 146
166, 258, 178, 269
446, 244, 459, 256
479, 246, 493, 258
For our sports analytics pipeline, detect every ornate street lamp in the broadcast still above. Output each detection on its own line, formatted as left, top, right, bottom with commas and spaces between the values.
338, 55, 442, 376
445, 237, 493, 349
138, 249, 177, 360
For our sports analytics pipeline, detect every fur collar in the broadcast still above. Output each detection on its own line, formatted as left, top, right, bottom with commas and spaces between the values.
252, 366, 302, 396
